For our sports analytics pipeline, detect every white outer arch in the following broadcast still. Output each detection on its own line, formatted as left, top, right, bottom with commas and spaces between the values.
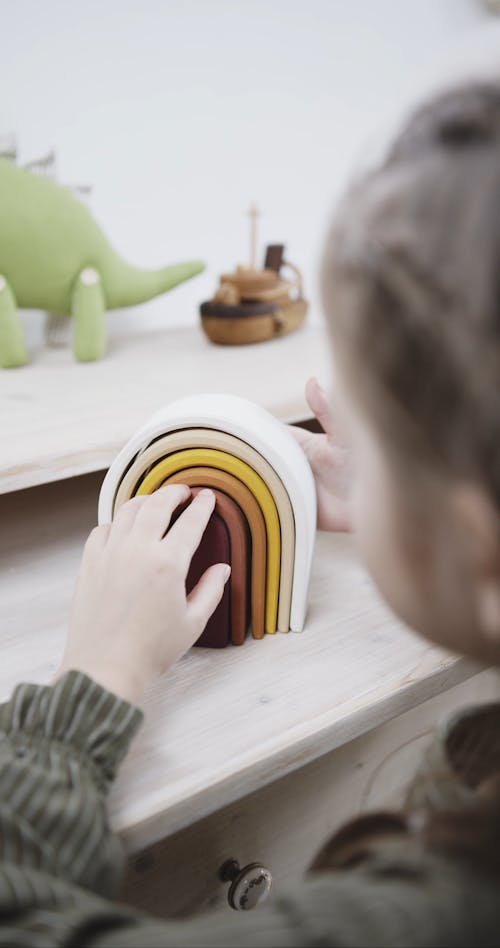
98, 393, 317, 632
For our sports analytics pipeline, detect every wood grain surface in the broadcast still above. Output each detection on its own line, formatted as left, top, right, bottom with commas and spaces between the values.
0, 471, 482, 853
0, 325, 331, 494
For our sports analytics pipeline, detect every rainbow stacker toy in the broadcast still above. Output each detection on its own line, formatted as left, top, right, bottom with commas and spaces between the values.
99, 394, 317, 647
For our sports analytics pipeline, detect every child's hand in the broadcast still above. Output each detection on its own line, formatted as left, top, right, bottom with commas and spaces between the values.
290, 378, 353, 533
56, 486, 231, 704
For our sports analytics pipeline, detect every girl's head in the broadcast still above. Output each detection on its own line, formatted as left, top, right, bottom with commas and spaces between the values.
323, 81, 500, 665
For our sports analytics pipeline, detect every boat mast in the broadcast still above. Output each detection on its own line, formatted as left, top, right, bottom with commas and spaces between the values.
247, 202, 259, 270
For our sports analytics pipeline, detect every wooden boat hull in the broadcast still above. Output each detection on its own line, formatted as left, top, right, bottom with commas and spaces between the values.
200, 298, 308, 346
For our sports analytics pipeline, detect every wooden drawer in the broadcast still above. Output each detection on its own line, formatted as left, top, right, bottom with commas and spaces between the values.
121, 668, 500, 918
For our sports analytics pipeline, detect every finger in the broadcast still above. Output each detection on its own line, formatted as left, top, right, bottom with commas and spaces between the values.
187, 562, 231, 632
111, 495, 149, 534
305, 377, 336, 438
132, 484, 192, 540
84, 523, 111, 553
163, 488, 216, 573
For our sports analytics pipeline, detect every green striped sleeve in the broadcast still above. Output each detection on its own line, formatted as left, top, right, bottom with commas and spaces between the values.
0, 677, 498, 948
0, 671, 143, 896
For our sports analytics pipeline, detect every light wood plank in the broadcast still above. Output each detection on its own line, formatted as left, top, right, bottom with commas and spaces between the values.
0, 325, 331, 494
0, 472, 482, 853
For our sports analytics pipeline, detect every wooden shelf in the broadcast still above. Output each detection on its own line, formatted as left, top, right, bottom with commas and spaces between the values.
0, 472, 482, 853
0, 325, 332, 495
2, 321, 488, 859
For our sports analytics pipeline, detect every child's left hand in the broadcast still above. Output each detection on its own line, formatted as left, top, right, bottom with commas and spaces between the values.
290, 378, 353, 533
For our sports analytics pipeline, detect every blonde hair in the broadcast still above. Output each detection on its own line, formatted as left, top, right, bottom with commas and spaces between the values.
322, 81, 500, 504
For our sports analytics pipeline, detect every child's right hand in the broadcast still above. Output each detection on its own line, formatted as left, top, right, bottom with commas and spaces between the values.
289, 378, 353, 533
55, 486, 231, 705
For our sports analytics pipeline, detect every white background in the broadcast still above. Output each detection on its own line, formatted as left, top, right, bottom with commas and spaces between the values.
1, 0, 498, 343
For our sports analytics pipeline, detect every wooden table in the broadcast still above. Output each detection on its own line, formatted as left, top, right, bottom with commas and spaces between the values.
0, 324, 332, 494
1, 324, 498, 917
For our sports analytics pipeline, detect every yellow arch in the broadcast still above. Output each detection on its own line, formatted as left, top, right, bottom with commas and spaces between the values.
112, 427, 294, 634
136, 448, 281, 633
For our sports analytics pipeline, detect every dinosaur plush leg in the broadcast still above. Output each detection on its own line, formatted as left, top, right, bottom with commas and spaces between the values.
0, 275, 27, 368
72, 267, 106, 362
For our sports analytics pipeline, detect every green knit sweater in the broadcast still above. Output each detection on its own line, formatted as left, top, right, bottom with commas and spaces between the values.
0, 671, 497, 947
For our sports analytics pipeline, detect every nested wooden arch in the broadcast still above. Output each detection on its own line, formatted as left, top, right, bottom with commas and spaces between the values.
189, 486, 249, 646
113, 427, 294, 633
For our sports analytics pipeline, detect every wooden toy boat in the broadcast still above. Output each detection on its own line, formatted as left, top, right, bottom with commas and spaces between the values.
200, 205, 308, 345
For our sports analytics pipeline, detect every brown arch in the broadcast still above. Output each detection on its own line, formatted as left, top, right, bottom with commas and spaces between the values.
165, 467, 266, 639
190, 487, 249, 646
187, 508, 231, 649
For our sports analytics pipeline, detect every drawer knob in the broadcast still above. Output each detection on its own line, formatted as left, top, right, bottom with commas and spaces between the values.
219, 859, 273, 911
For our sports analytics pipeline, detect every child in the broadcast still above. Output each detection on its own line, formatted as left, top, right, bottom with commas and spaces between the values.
1, 79, 500, 946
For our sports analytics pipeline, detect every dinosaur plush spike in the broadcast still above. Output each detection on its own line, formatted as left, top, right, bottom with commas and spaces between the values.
0, 158, 205, 367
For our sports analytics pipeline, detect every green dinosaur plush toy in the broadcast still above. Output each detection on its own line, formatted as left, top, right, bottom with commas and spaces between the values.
0, 158, 205, 367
